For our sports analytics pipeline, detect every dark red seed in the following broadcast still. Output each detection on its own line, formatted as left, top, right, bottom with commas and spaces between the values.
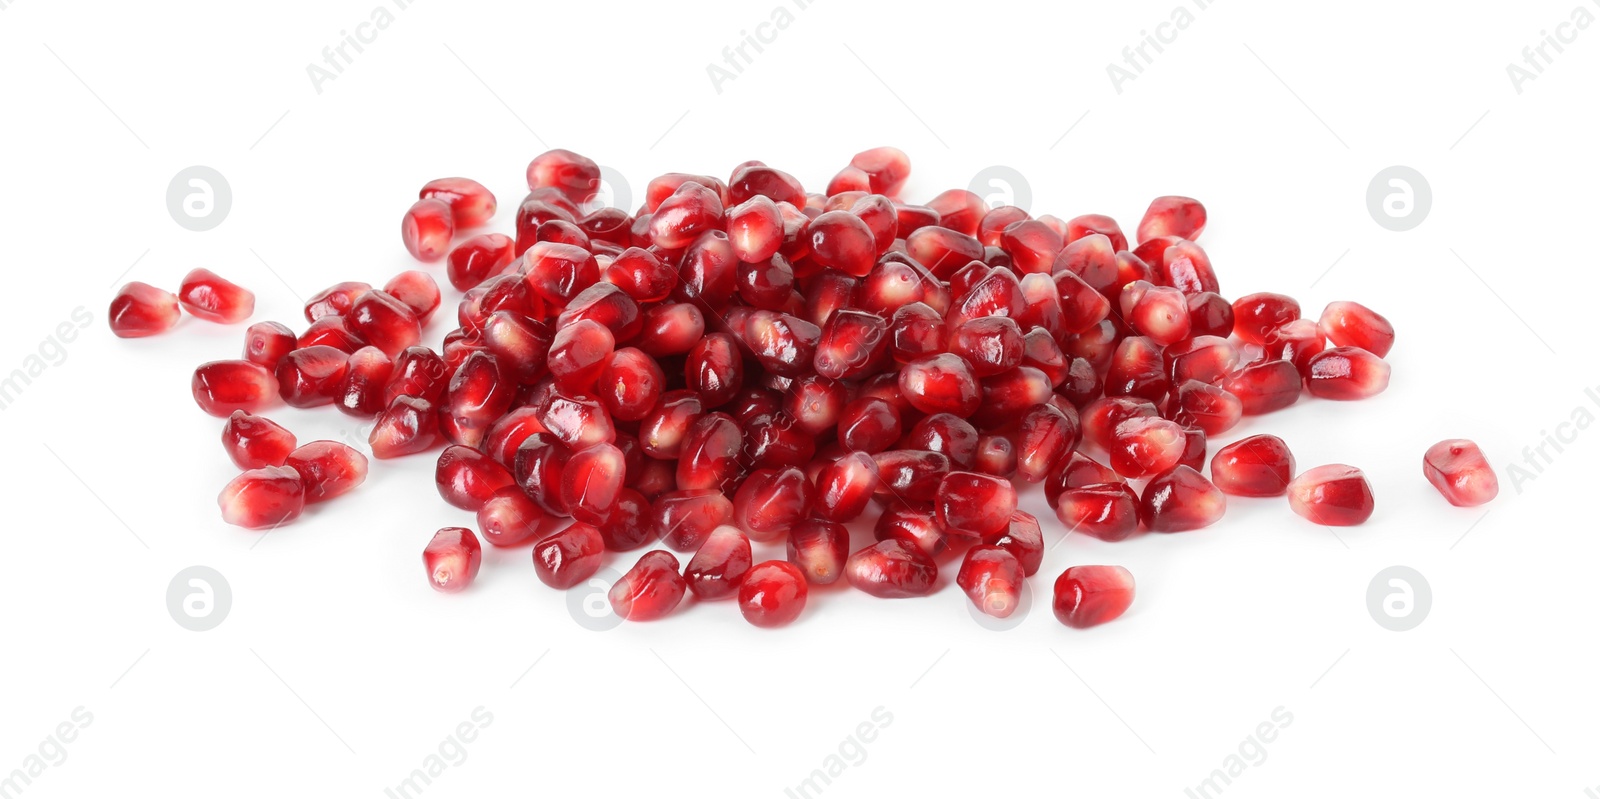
1052, 565, 1135, 628
845, 540, 938, 598
738, 561, 808, 628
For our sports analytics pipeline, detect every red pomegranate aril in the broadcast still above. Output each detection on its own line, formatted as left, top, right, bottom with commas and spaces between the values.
219, 466, 305, 530
846, 540, 939, 598
973, 432, 1017, 478
1015, 403, 1080, 483
934, 471, 1017, 537
732, 466, 812, 543
243, 321, 297, 370
1288, 464, 1375, 526
925, 189, 987, 237
786, 519, 850, 585
638, 391, 704, 459
1261, 319, 1326, 375
1122, 281, 1192, 345
813, 451, 880, 522
814, 309, 889, 380
727, 163, 805, 207
109, 282, 181, 338
1187, 292, 1236, 339
335, 346, 393, 417
298, 315, 366, 354
646, 172, 728, 212
594, 347, 664, 422
532, 521, 606, 589
726, 195, 785, 263
193, 360, 278, 416
1081, 396, 1160, 450
1163, 336, 1240, 387
784, 376, 845, 437
275, 346, 349, 408
480, 312, 551, 383
526, 149, 600, 204
1232, 292, 1302, 345
304, 281, 371, 322
600, 488, 654, 551
1305, 347, 1390, 400
1319, 301, 1395, 358
873, 450, 952, 504
905, 227, 984, 278
1137, 196, 1206, 242
1065, 213, 1127, 251
1211, 434, 1296, 497
637, 303, 705, 357
900, 353, 982, 417
949, 317, 1025, 377
513, 432, 572, 516
436, 445, 516, 511
421, 177, 497, 228
1056, 483, 1140, 542
539, 391, 615, 450
1053, 565, 1135, 628
477, 487, 549, 547
385, 346, 449, 405
847, 147, 911, 196
875, 508, 947, 563
423, 527, 483, 593
979, 511, 1044, 577
653, 489, 735, 551
222, 411, 296, 470
827, 165, 871, 195
677, 413, 743, 493
346, 290, 422, 356
958, 546, 1024, 619
177, 268, 254, 324
383, 271, 441, 326
1045, 452, 1122, 508
651, 181, 724, 249
1109, 416, 1186, 479
401, 198, 455, 262
556, 283, 642, 342
894, 203, 940, 238
369, 395, 442, 459
1424, 440, 1498, 507
1063, 319, 1119, 372
483, 408, 546, 469
1141, 466, 1226, 532
283, 441, 367, 503
609, 550, 687, 622
686, 333, 744, 407
838, 397, 902, 454
889, 303, 948, 363
560, 442, 626, 526
445, 351, 514, 447
1105, 336, 1170, 402
685, 525, 754, 600
1155, 239, 1220, 296
1169, 380, 1243, 436
738, 561, 808, 628
907, 413, 980, 470
744, 311, 821, 377
1223, 359, 1303, 415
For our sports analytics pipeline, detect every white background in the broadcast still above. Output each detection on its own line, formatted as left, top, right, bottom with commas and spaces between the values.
2, 0, 1597, 796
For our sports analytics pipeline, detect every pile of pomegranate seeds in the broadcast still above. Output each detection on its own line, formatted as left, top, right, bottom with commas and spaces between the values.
125, 146, 1502, 629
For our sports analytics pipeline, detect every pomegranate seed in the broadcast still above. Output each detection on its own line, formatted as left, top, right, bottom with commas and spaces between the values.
1162, 336, 1239, 387
845, 540, 938, 598
1081, 396, 1160, 450
1187, 292, 1236, 339
539, 391, 615, 450
726, 195, 785, 263
1288, 464, 1376, 526
1109, 417, 1186, 478
192, 360, 277, 417
560, 442, 626, 526
1305, 347, 1391, 400
483, 408, 546, 469
999, 220, 1063, 274
556, 283, 642, 342
1052, 565, 1135, 628
1154, 239, 1219, 296
346, 290, 422, 356
906, 226, 985, 278
1262, 319, 1326, 375
838, 397, 902, 454
744, 311, 821, 377
889, 303, 948, 363
1015, 403, 1080, 483
1065, 214, 1127, 251
1105, 336, 1170, 402
1319, 301, 1395, 358
926, 189, 988, 237
1423, 439, 1498, 507
637, 303, 705, 357
335, 346, 394, 417
281, 440, 367, 502
523, 241, 600, 306
907, 413, 980, 469
647, 172, 728, 212
727, 163, 805, 208
900, 353, 982, 417
476, 487, 549, 547
787, 519, 850, 585
653, 489, 735, 551
1211, 435, 1296, 497
973, 432, 1017, 478
222, 411, 296, 470
421, 177, 497, 228
304, 281, 371, 322
383, 271, 441, 326
297, 315, 365, 354
532, 521, 606, 589
1137, 196, 1206, 242
1223, 359, 1303, 415
732, 466, 812, 543
814, 309, 889, 380
422, 528, 483, 593
1054, 234, 1118, 297
1045, 452, 1122, 507
401, 198, 455, 262
958, 546, 1024, 619
109, 282, 181, 338
651, 181, 724, 249
369, 395, 442, 459
1121, 281, 1191, 345
685, 525, 753, 600
686, 333, 744, 407
1168, 380, 1243, 436
594, 347, 664, 422
677, 412, 743, 492
847, 147, 911, 196
813, 451, 880, 522
1232, 292, 1302, 345
1140, 466, 1226, 532
178, 268, 255, 324
738, 561, 808, 628
827, 166, 871, 196
1056, 483, 1140, 542
949, 317, 1025, 377
385, 346, 449, 405
872, 449, 952, 504
875, 504, 950, 559
525, 149, 601, 203
445, 351, 514, 447
275, 346, 349, 409
218, 466, 305, 529
435, 445, 516, 511
598, 488, 654, 551
609, 550, 687, 621
980, 511, 1044, 577
513, 433, 572, 516
243, 321, 297, 369
934, 471, 1017, 537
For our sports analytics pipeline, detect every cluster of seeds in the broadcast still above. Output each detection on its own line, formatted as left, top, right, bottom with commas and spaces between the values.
110, 147, 1499, 629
